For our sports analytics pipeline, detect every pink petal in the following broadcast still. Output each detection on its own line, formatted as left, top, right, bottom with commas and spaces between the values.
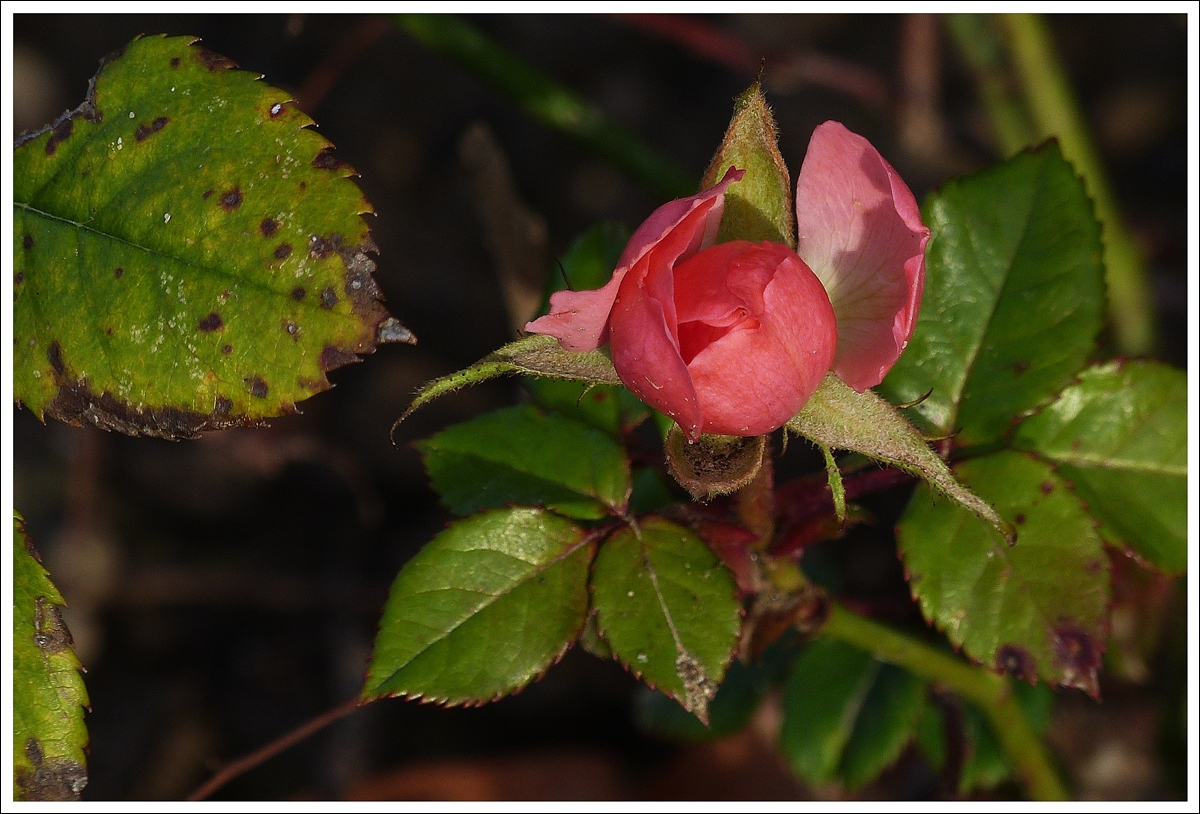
609, 258, 703, 438
795, 121, 929, 391
523, 168, 744, 352
683, 244, 837, 437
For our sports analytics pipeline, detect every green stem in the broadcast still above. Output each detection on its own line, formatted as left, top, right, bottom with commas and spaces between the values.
394, 14, 695, 200
821, 602, 1069, 801
998, 13, 1156, 355
944, 14, 1037, 158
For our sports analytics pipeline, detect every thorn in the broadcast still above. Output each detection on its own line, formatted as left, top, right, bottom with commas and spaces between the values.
895, 388, 934, 409
557, 260, 575, 291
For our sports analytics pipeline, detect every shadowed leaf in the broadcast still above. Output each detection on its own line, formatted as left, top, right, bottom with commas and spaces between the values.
417, 404, 631, 520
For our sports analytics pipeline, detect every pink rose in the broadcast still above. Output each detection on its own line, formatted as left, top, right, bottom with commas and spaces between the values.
525, 121, 929, 441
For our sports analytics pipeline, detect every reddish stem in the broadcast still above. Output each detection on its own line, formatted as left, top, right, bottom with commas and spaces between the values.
186, 695, 367, 801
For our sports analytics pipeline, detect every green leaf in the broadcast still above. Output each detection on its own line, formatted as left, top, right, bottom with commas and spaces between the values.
13, 35, 406, 440
840, 661, 926, 789
590, 517, 741, 723
879, 143, 1105, 446
13, 513, 89, 801
416, 404, 631, 520
780, 639, 876, 784
396, 334, 621, 427
1014, 360, 1187, 574
897, 451, 1109, 695
787, 373, 1014, 544
780, 639, 925, 789
363, 508, 593, 704
701, 83, 794, 246
525, 378, 649, 438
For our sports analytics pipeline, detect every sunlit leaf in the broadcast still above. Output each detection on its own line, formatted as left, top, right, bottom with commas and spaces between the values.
591, 518, 740, 723
879, 143, 1105, 446
898, 452, 1109, 695
417, 404, 631, 520
13, 514, 89, 801
363, 508, 593, 704
13, 35, 406, 439
1014, 360, 1187, 574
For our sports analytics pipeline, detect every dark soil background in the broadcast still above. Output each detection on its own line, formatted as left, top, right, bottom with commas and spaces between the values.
11, 13, 1190, 800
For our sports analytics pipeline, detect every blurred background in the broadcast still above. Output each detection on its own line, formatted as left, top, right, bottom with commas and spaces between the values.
11, 13, 1190, 800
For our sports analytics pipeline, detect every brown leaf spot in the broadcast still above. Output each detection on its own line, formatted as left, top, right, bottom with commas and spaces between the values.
309, 234, 342, 259
299, 181, 307, 190
274, 243, 292, 260
283, 319, 299, 339
44, 117, 74, 155
170, 56, 181, 68
219, 188, 242, 211
221, 344, 233, 355
197, 48, 237, 72
33, 596, 73, 653
105, 327, 113, 336
202, 189, 214, 199
214, 396, 233, 417
246, 376, 269, 399
319, 345, 359, 372
198, 312, 224, 332
15, 272, 24, 285
312, 147, 345, 170
25, 738, 44, 768
291, 286, 306, 301
269, 102, 285, 119
1014, 513, 1026, 525
114, 267, 124, 279
320, 287, 338, 309
995, 644, 1037, 683
133, 116, 168, 142
47, 341, 65, 375
259, 218, 279, 237
15, 737, 87, 801
48, 378, 263, 440
1040, 480, 1055, 494
23, 234, 34, 250
1013, 360, 1031, 374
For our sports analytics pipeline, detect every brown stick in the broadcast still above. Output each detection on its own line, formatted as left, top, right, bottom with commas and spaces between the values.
186, 695, 367, 801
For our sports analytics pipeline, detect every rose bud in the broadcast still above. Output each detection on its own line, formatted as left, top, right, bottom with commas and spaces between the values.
525, 122, 928, 441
